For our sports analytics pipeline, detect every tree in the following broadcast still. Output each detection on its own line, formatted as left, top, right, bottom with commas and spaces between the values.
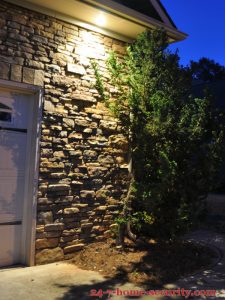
93, 29, 225, 243
190, 57, 225, 82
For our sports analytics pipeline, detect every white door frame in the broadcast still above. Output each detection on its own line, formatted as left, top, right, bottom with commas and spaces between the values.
0, 79, 43, 266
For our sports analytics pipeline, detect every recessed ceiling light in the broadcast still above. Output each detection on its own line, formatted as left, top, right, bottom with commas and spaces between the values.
95, 14, 106, 27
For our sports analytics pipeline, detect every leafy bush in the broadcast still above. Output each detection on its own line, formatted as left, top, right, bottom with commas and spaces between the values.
93, 29, 225, 239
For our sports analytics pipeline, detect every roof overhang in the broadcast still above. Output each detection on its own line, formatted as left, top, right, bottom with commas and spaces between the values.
6, 0, 187, 42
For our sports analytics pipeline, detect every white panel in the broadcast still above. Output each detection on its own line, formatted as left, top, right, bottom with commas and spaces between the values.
12, 93, 30, 129
0, 91, 29, 267
0, 131, 27, 171
0, 131, 27, 223
0, 177, 25, 222
0, 225, 22, 267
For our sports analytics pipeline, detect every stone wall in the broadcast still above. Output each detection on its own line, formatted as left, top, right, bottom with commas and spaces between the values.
0, 1, 129, 264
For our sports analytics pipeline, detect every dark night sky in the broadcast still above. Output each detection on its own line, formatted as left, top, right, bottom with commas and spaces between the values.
161, 0, 225, 66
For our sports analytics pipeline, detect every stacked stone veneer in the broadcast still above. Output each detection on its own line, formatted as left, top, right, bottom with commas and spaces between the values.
0, 1, 129, 264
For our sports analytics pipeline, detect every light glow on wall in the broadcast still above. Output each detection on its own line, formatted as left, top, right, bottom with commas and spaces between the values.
95, 14, 106, 27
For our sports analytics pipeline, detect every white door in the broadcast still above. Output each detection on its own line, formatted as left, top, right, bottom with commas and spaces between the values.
0, 90, 31, 267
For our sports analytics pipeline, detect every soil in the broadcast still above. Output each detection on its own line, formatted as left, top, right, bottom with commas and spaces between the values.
71, 237, 217, 286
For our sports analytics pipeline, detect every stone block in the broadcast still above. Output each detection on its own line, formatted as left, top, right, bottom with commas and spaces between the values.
98, 155, 114, 165
95, 235, 105, 241
9, 32, 29, 43
69, 150, 82, 157
34, 70, 44, 86
96, 189, 110, 201
109, 135, 128, 150
75, 204, 88, 210
12, 14, 28, 25
53, 151, 65, 158
44, 100, 55, 112
37, 198, 53, 205
23, 67, 35, 84
0, 62, 10, 80
68, 132, 83, 140
51, 52, 72, 66
38, 211, 53, 225
74, 118, 89, 127
27, 60, 44, 70
62, 229, 76, 236
45, 223, 64, 231
51, 75, 74, 87
71, 92, 96, 103
67, 63, 86, 75
36, 226, 45, 233
51, 21, 62, 30
107, 205, 118, 211
45, 231, 61, 238
63, 118, 74, 128
64, 244, 84, 254
75, 45, 104, 59
99, 120, 117, 132
60, 236, 74, 243
83, 128, 92, 134
11, 64, 22, 82
80, 190, 95, 200
33, 35, 48, 44
64, 207, 79, 215
0, 29, 7, 40
71, 181, 83, 187
35, 247, 64, 265
81, 223, 93, 232
83, 150, 97, 160
46, 64, 61, 73
36, 238, 59, 250
63, 27, 78, 35
96, 206, 107, 211
48, 184, 70, 192
0, 19, 6, 29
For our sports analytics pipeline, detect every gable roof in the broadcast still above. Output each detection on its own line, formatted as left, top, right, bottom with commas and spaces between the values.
156, 0, 177, 28
110, 0, 177, 29
112, 0, 164, 23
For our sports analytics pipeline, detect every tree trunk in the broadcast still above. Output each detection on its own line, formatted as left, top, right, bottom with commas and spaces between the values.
116, 223, 126, 247
116, 177, 137, 246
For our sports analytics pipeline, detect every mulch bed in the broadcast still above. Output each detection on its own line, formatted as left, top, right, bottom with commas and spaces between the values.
71, 237, 217, 286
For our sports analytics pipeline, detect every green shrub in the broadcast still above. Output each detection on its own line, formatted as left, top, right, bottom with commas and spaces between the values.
93, 29, 225, 239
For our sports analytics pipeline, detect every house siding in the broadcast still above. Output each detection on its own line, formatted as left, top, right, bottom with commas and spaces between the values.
0, 1, 129, 264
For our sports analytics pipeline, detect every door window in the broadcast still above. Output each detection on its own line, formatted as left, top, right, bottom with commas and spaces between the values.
0, 103, 12, 123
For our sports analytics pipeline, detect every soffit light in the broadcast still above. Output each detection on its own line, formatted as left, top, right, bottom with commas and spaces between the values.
95, 14, 106, 27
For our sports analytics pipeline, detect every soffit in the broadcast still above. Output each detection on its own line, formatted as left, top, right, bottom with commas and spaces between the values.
6, 0, 187, 42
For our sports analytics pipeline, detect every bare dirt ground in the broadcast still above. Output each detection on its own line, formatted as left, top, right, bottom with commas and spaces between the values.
72, 237, 217, 287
